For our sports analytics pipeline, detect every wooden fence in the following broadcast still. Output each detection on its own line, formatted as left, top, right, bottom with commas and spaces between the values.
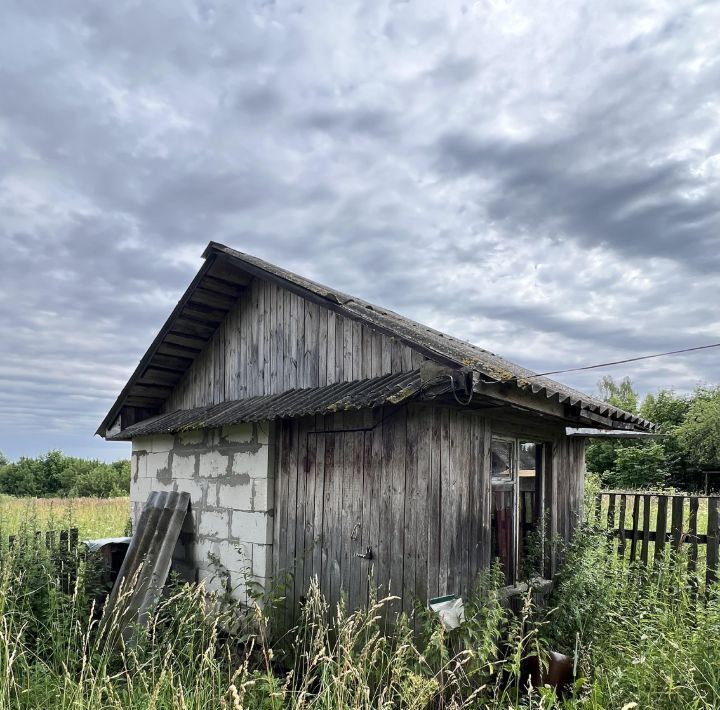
595, 491, 720, 588
7, 527, 79, 552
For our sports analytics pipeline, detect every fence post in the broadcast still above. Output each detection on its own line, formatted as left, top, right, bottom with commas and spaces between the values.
671, 496, 684, 552
707, 498, 719, 591
629, 495, 641, 562
655, 495, 668, 563
607, 494, 617, 553
640, 494, 651, 566
618, 495, 628, 558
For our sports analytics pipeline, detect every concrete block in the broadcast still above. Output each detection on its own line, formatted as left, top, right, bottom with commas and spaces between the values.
177, 478, 208, 508
130, 476, 153, 503
221, 423, 254, 444
133, 453, 147, 479
178, 429, 205, 446
251, 478, 273, 512
197, 567, 230, 597
256, 421, 271, 446
217, 539, 252, 575
231, 449, 269, 479
231, 511, 272, 545
198, 450, 230, 478
132, 437, 152, 453
146, 452, 170, 478
172, 452, 197, 479
252, 543, 271, 578
150, 435, 176, 453
216, 481, 253, 510
201, 509, 230, 539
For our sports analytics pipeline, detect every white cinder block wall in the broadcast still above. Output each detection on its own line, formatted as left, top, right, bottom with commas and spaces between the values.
130, 422, 274, 601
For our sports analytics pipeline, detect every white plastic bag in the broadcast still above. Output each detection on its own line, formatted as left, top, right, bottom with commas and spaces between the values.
428, 595, 465, 630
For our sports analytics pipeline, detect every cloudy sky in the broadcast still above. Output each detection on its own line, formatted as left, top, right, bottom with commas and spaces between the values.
1, 0, 719, 462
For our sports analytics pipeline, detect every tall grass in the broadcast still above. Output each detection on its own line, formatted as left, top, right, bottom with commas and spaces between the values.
0, 495, 129, 539
1, 498, 720, 708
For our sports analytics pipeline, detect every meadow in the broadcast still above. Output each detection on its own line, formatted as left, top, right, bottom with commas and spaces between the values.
0, 494, 129, 539
1, 493, 720, 708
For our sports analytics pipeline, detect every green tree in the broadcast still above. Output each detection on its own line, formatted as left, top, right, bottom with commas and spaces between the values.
677, 386, 720, 466
640, 389, 691, 429
597, 375, 638, 413
607, 442, 668, 489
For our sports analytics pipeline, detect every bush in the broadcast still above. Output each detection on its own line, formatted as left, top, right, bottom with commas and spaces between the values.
0, 452, 130, 498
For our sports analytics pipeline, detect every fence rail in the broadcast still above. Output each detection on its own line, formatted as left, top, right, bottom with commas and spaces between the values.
595, 491, 720, 588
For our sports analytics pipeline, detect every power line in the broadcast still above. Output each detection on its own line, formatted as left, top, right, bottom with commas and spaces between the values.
522, 341, 720, 380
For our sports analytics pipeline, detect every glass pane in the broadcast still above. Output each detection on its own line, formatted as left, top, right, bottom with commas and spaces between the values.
491, 488, 514, 584
491, 439, 514, 481
518, 442, 543, 579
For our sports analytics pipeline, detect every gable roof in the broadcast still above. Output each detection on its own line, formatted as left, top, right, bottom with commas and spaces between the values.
97, 242, 654, 436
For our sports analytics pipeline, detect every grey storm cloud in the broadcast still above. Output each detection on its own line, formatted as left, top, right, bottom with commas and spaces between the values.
0, 0, 719, 460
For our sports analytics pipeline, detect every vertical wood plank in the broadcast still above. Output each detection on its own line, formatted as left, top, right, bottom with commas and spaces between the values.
688, 496, 699, 577
360, 426, 376, 608
368, 413, 384, 603
629, 495, 641, 562
321, 425, 337, 608
403, 406, 419, 615
293, 419, 308, 615
617, 495, 627, 559
707, 498, 719, 590
414, 407, 431, 608
426, 406, 442, 601
304, 302, 320, 388
318, 307, 328, 388
381, 335, 392, 374
370, 331, 383, 377
640, 494, 652, 565
606, 494, 616, 554
313, 423, 327, 588
655, 495, 668, 562
387, 406, 407, 617
303, 429, 317, 597
671, 495, 684, 551
480, 419, 492, 573
346, 430, 366, 611
326, 310, 336, 385
343, 316, 353, 382
439, 407, 453, 594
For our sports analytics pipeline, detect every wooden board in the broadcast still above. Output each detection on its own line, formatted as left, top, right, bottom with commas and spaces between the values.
164, 278, 420, 411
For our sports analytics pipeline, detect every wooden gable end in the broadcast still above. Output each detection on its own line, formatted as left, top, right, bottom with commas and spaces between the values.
163, 277, 426, 411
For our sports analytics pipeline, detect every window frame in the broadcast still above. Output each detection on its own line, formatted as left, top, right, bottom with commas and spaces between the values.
490, 435, 549, 585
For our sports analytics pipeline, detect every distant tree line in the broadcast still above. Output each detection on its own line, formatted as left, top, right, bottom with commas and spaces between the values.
587, 375, 720, 491
0, 450, 130, 498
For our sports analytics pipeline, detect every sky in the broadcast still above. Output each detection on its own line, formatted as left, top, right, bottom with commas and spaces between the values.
1, 0, 719, 462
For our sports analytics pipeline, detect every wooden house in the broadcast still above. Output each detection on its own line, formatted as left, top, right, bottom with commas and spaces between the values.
98, 242, 653, 614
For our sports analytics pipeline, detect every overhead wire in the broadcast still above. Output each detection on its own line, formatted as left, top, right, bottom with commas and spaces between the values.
487, 341, 720, 385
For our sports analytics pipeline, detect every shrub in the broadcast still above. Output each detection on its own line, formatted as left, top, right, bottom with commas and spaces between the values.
0, 452, 130, 498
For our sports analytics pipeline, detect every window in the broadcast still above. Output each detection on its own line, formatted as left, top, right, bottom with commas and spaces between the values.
490, 436, 547, 584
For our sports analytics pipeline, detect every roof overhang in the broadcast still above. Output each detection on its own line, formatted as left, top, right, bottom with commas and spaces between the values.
98, 242, 656, 438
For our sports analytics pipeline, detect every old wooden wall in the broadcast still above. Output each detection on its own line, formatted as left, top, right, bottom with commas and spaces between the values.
273, 405, 584, 620
273, 404, 491, 620
164, 277, 423, 411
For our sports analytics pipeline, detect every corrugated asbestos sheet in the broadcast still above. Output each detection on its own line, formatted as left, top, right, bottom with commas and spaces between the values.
108, 370, 424, 440
98, 491, 189, 643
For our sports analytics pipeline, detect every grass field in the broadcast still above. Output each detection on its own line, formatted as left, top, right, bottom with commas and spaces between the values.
0, 495, 129, 540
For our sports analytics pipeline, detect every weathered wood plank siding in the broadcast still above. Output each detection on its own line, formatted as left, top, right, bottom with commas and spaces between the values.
164, 278, 418, 411
273, 405, 582, 619
274, 405, 491, 616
